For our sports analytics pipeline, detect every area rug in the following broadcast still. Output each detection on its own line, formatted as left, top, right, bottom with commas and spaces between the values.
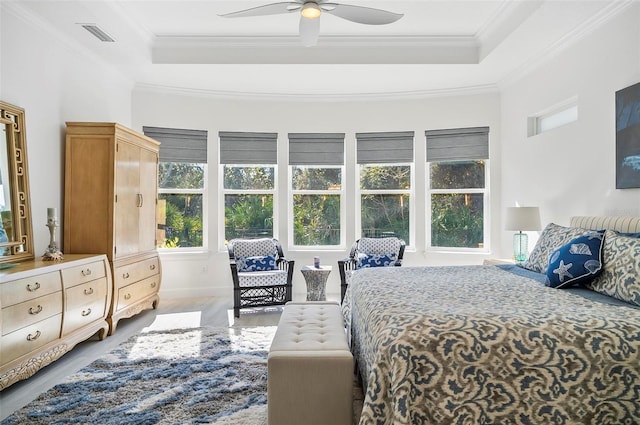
1, 326, 276, 425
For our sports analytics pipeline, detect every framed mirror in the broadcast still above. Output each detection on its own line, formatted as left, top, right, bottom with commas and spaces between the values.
0, 101, 34, 265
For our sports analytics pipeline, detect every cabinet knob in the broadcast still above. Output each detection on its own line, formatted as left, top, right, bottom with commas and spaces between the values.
81, 308, 92, 317
150, 281, 157, 288
29, 305, 43, 315
27, 331, 41, 341
84, 287, 94, 296
26, 282, 41, 292
81, 269, 92, 276
123, 272, 130, 279
124, 293, 132, 300
150, 264, 156, 270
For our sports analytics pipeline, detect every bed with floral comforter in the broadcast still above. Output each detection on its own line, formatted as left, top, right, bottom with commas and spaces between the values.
345, 262, 640, 424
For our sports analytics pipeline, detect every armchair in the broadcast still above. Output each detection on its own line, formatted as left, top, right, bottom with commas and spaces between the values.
338, 236, 406, 302
228, 238, 294, 318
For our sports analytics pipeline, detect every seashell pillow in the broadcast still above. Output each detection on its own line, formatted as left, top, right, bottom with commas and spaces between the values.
587, 230, 640, 306
545, 230, 605, 288
522, 222, 590, 273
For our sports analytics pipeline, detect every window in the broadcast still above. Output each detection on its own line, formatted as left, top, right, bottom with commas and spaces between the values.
220, 131, 277, 242
289, 133, 345, 247
356, 132, 414, 245
426, 127, 489, 250
528, 97, 578, 137
143, 126, 208, 249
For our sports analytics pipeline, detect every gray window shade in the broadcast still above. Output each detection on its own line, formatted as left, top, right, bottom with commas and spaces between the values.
143, 126, 208, 163
356, 131, 414, 164
425, 126, 489, 162
219, 131, 278, 164
289, 133, 345, 165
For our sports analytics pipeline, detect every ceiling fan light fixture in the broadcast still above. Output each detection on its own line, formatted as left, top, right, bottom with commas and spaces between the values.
301, 2, 321, 19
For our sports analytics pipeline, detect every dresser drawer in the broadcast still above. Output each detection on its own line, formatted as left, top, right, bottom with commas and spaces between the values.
62, 285, 109, 336
114, 256, 159, 288
116, 275, 160, 311
1, 272, 62, 307
65, 277, 109, 311
1, 314, 62, 364
2, 291, 63, 336
61, 260, 107, 288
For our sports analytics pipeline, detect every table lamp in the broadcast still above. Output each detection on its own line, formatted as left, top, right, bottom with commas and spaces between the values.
505, 206, 541, 262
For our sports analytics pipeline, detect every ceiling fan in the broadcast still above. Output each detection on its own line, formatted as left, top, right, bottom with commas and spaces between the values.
219, 1, 403, 47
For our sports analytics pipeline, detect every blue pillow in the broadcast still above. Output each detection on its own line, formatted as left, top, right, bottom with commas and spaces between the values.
357, 253, 397, 269
545, 230, 605, 289
238, 254, 277, 272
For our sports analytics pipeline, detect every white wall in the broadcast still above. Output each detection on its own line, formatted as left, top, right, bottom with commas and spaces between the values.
132, 90, 502, 301
1, 5, 133, 253
499, 4, 640, 258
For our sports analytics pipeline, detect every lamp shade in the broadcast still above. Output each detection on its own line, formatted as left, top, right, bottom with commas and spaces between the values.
504, 207, 541, 231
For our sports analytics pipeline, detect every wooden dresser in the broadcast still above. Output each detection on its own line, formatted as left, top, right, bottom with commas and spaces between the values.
64, 122, 161, 335
0, 254, 112, 389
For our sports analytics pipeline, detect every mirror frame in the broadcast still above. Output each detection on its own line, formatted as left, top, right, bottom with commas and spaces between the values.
0, 101, 34, 265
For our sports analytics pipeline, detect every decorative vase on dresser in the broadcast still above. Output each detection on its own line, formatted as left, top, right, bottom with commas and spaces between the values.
0, 254, 112, 389
64, 122, 161, 336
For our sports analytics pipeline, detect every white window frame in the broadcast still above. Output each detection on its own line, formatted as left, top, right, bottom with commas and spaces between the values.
426, 160, 490, 253
157, 163, 208, 252
357, 162, 414, 248
219, 164, 278, 251
528, 97, 578, 137
288, 165, 345, 250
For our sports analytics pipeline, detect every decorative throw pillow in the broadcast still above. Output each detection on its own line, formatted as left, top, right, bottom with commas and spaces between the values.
357, 253, 397, 269
587, 230, 640, 306
545, 230, 604, 288
237, 254, 278, 272
522, 223, 589, 273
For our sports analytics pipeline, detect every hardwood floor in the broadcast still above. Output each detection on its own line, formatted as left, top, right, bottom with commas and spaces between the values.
0, 296, 363, 423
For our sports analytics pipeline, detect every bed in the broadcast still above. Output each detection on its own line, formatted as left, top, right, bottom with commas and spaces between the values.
343, 216, 640, 424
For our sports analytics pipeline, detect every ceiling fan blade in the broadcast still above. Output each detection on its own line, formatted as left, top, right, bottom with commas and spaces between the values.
219, 2, 301, 18
322, 3, 403, 25
299, 15, 320, 47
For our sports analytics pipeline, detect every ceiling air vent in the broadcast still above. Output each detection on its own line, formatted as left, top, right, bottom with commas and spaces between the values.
79, 24, 115, 42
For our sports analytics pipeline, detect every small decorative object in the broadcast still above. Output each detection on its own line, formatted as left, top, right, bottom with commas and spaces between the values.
313, 256, 320, 268
43, 207, 63, 261
505, 206, 541, 262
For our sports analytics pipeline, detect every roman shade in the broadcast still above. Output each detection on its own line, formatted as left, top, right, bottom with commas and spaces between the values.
425, 126, 489, 162
356, 131, 414, 164
219, 131, 278, 164
288, 133, 345, 165
143, 126, 208, 163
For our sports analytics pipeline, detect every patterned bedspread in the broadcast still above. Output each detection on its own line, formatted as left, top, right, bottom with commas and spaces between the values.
344, 265, 640, 425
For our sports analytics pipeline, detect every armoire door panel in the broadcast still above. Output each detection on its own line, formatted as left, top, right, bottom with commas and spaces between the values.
115, 140, 141, 257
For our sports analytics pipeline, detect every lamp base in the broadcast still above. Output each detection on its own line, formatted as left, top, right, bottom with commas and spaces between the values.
513, 232, 528, 262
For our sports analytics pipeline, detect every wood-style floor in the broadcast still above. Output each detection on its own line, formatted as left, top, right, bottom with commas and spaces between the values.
0, 296, 364, 423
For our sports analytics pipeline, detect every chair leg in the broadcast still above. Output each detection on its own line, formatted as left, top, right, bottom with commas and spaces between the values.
234, 307, 240, 318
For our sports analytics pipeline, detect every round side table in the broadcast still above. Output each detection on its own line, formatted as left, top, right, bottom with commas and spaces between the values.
301, 265, 332, 301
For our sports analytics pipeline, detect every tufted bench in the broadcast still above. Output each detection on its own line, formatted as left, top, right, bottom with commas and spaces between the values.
268, 301, 353, 425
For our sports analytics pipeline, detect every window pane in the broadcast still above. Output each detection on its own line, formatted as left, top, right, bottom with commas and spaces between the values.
431, 193, 484, 248
223, 166, 274, 190
430, 161, 485, 189
159, 163, 204, 189
293, 194, 340, 245
157, 194, 203, 248
360, 165, 410, 190
361, 194, 410, 244
225, 194, 273, 240
292, 167, 342, 190
430, 161, 484, 189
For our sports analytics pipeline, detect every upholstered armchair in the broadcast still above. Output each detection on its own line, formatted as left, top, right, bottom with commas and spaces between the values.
227, 238, 294, 318
338, 237, 406, 302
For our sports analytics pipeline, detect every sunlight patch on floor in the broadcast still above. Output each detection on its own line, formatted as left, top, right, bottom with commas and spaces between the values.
142, 311, 203, 332
127, 329, 203, 360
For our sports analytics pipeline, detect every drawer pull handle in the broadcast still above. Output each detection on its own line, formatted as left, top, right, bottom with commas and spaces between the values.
84, 287, 94, 295
123, 272, 130, 279
29, 305, 43, 315
27, 331, 41, 341
150, 264, 156, 270
27, 282, 41, 292
81, 308, 92, 317
124, 293, 132, 300
151, 282, 157, 288
81, 268, 92, 276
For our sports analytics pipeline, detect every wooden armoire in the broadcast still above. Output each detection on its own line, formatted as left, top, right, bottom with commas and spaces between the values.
64, 122, 161, 335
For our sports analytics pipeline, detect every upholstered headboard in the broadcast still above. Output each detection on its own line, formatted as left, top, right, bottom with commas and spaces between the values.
570, 216, 640, 232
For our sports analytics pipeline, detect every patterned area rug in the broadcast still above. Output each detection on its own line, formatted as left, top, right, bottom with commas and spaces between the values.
2, 326, 275, 425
